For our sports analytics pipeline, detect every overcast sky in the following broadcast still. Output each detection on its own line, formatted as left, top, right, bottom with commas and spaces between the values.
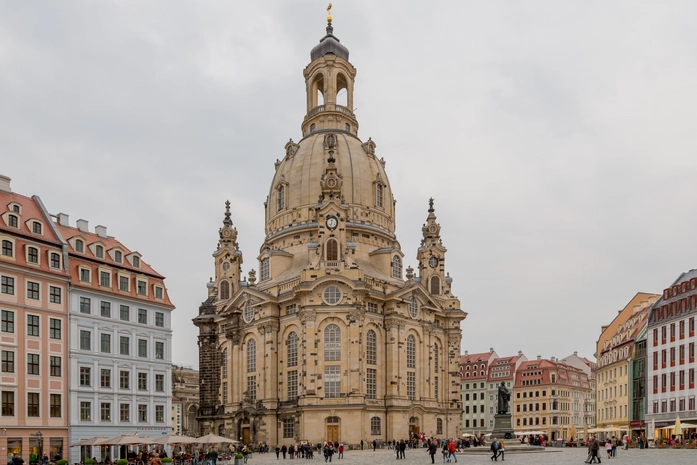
2, 1, 697, 368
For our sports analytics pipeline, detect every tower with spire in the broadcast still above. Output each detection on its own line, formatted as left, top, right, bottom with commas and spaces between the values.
194, 6, 466, 445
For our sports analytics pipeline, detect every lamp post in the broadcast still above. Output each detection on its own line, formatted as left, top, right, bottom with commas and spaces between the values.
36, 432, 43, 463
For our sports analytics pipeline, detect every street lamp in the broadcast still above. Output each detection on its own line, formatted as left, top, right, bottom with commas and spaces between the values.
36, 432, 43, 462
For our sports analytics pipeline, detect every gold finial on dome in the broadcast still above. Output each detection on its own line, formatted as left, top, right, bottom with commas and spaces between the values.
327, 3, 333, 23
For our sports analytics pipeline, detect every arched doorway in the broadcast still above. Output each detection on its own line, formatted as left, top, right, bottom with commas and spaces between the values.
187, 405, 198, 435
409, 416, 420, 436
326, 416, 340, 442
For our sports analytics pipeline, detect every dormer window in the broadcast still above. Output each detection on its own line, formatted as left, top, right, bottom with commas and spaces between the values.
155, 286, 163, 300
79, 268, 91, 282
75, 239, 84, 253
27, 247, 39, 264
137, 280, 147, 295
94, 245, 104, 258
132, 256, 140, 268
11, 205, 19, 213
114, 250, 122, 263
8, 215, 18, 228
1, 240, 12, 257
50, 252, 61, 269
32, 222, 42, 234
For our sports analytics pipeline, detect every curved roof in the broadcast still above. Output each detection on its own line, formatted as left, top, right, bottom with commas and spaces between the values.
310, 25, 349, 62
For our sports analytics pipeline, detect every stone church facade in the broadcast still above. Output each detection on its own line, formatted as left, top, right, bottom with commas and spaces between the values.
194, 15, 466, 447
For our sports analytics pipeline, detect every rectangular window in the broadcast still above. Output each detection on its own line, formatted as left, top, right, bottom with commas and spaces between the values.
247, 375, 257, 403
49, 286, 61, 304
120, 336, 130, 355
283, 419, 294, 438
138, 309, 147, 324
155, 405, 164, 422
80, 297, 91, 314
27, 281, 39, 300
27, 314, 39, 336
288, 370, 298, 401
407, 371, 416, 401
27, 247, 38, 263
120, 305, 130, 321
80, 401, 91, 420
1, 276, 14, 295
120, 371, 130, 389
155, 312, 164, 327
138, 372, 147, 390
100, 271, 110, 288
120, 404, 130, 422
138, 339, 147, 358
80, 268, 90, 282
119, 276, 129, 292
101, 334, 111, 353
286, 304, 296, 315
155, 341, 164, 360
434, 376, 439, 400
80, 367, 91, 386
155, 374, 164, 392
100, 301, 111, 318
27, 354, 39, 375
367, 302, 378, 313
366, 368, 376, 399
137, 281, 146, 295
1, 310, 14, 333
80, 330, 91, 351
101, 402, 111, 421
50, 356, 61, 376
50, 253, 60, 268
32, 222, 42, 234
50, 394, 61, 418
101, 369, 111, 388
138, 404, 147, 422
27, 392, 39, 417
155, 287, 163, 299
49, 318, 61, 339
1, 351, 14, 373
2, 391, 14, 416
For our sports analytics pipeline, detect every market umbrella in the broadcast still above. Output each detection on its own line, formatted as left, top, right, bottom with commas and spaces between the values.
102, 434, 155, 445
570, 425, 577, 441
650, 418, 656, 441
583, 423, 588, 440
675, 416, 683, 438
195, 434, 240, 444
461, 433, 472, 437
151, 434, 199, 445
71, 437, 110, 447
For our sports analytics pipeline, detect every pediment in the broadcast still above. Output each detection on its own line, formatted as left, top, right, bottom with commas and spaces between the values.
221, 288, 275, 316
388, 282, 441, 310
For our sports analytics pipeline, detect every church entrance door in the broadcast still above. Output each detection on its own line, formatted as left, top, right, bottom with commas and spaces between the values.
243, 427, 250, 445
327, 425, 339, 442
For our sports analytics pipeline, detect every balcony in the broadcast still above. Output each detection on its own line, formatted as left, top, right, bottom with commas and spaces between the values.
306, 104, 355, 119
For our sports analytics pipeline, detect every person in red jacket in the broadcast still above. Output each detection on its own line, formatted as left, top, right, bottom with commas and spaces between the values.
447, 440, 458, 463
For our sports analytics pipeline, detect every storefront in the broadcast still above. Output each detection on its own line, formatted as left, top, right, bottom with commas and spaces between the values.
1, 429, 68, 464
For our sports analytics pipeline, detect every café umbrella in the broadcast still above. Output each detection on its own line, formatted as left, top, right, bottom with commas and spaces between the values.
102, 434, 155, 445
70, 437, 110, 447
675, 417, 683, 438
151, 434, 199, 445
195, 434, 240, 444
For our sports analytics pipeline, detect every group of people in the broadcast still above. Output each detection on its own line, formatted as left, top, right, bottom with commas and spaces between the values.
274, 442, 346, 461
489, 439, 505, 461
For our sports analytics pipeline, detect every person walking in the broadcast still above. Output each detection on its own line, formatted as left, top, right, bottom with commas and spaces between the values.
281, 445, 288, 460
400, 440, 406, 459
490, 438, 499, 461
497, 440, 505, 462
338, 443, 343, 459
447, 440, 458, 463
586, 436, 601, 464
428, 442, 437, 464
360, 440, 364, 451
152, 453, 163, 465
373, 440, 377, 452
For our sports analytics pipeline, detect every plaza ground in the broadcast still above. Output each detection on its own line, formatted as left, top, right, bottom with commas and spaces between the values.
243, 447, 696, 465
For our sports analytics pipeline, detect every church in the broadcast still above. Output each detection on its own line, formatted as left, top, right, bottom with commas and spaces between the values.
194, 9, 467, 447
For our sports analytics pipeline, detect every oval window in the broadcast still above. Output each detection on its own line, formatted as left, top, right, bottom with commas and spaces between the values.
323, 286, 342, 305
244, 301, 255, 323
408, 298, 418, 318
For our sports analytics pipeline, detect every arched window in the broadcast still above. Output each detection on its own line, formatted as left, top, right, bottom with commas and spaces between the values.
75, 239, 84, 253
370, 417, 381, 435
261, 257, 270, 281
406, 335, 416, 369
434, 343, 439, 372
436, 418, 443, 435
430, 275, 440, 295
326, 239, 338, 261
8, 215, 18, 228
391, 256, 401, 279
408, 298, 418, 318
278, 185, 285, 211
345, 123, 350, 132
247, 339, 256, 372
222, 349, 228, 378
376, 184, 383, 208
287, 332, 298, 367
95, 245, 104, 258
310, 123, 316, 133
1, 240, 12, 257
324, 324, 341, 361
366, 330, 377, 365
219, 281, 230, 300
244, 301, 255, 323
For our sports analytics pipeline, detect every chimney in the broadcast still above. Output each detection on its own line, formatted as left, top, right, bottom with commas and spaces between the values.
76, 219, 89, 233
464, 350, 469, 356
537, 355, 541, 361
95, 225, 107, 238
0, 175, 11, 193
57, 213, 69, 227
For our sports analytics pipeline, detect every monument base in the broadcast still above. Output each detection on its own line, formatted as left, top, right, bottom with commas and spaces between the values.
491, 413, 515, 440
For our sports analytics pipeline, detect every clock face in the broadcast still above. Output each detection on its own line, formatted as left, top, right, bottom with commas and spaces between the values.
429, 256, 439, 268
326, 216, 338, 230
429, 225, 437, 233
223, 230, 231, 237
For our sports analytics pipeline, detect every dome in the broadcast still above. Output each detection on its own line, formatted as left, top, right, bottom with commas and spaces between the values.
310, 25, 349, 62
265, 132, 394, 239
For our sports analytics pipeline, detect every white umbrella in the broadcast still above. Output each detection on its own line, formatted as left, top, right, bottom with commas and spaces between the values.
461, 433, 472, 437
650, 418, 656, 440
102, 434, 155, 445
151, 434, 199, 445
70, 437, 110, 447
675, 416, 683, 437
195, 434, 240, 444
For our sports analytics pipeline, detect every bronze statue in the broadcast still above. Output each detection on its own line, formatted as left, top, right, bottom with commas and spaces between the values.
497, 381, 511, 414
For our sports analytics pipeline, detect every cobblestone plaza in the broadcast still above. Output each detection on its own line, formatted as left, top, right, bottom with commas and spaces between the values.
244, 448, 695, 465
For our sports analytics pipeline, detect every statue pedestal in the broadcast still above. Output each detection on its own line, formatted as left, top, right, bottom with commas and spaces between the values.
491, 413, 515, 440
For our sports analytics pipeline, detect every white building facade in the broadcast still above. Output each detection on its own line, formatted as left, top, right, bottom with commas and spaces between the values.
56, 218, 175, 463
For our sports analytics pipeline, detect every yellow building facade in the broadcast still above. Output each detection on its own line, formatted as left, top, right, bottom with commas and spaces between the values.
595, 293, 658, 436
193, 14, 466, 447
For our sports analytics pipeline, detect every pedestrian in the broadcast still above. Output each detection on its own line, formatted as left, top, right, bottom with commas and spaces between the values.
373, 440, 377, 452
428, 442, 437, 464
289, 445, 295, 460
276, 446, 280, 460
441, 442, 448, 463
400, 440, 406, 459
152, 453, 163, 465
338, 443, 343, 459
360, 440, 364, 451
447, 440, 457, 463
490, 438, 499, 461
605, 440, 612, 459
497, 439, 505, 462
282, 445, 288, 460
